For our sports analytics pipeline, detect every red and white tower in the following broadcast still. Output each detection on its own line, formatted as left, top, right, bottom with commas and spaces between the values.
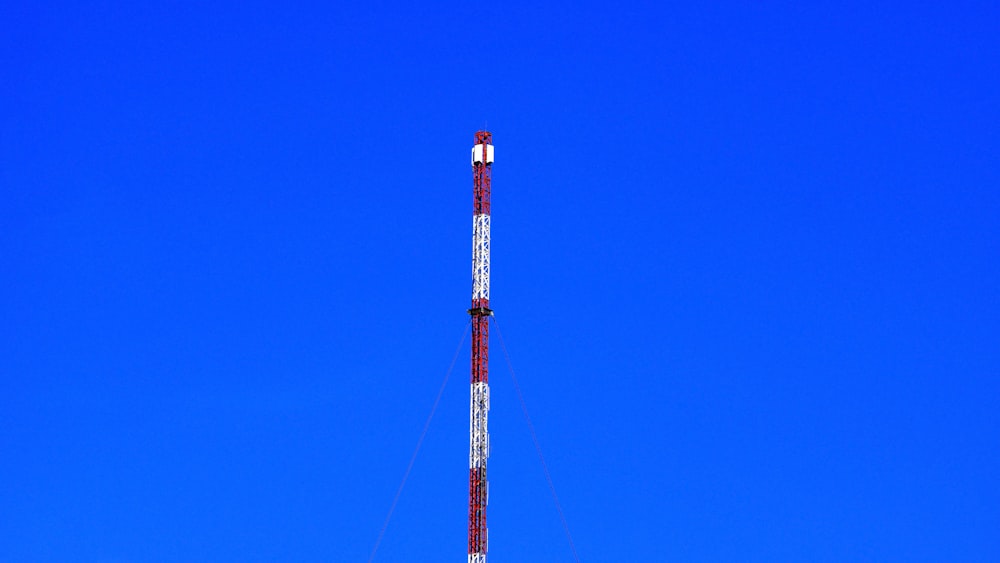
468, 131, 494, 563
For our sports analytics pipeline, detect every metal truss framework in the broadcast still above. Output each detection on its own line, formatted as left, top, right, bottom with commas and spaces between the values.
468, 130, 493, 563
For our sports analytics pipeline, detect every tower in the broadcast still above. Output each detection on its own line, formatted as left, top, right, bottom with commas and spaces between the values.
468, 131, 494, 563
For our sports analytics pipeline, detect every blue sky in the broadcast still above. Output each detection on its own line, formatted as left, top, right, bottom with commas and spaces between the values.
2, 1, 998, 561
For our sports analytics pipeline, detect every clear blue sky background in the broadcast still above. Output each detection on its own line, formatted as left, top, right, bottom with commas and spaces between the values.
2, 1, 998, 561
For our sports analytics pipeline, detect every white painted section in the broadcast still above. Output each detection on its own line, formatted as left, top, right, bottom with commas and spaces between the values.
471, 144, 494, 165
469, 382, 490, 468
472, 214, 491, 302
469, 553, 486, 563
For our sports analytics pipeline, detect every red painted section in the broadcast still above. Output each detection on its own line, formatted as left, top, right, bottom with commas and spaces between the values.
468, 467, 488, 554
471, 315, 489, 384
473, 130, 492, 216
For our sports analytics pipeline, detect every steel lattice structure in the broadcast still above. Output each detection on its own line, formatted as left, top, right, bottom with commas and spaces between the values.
468, 131, 494, 563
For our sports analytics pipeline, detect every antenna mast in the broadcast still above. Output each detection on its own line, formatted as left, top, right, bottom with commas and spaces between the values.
468, 131, 494, 563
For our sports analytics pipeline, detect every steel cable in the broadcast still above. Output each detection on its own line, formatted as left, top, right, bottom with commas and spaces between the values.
367, 320, 471, 563
492, 315, 582, 563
